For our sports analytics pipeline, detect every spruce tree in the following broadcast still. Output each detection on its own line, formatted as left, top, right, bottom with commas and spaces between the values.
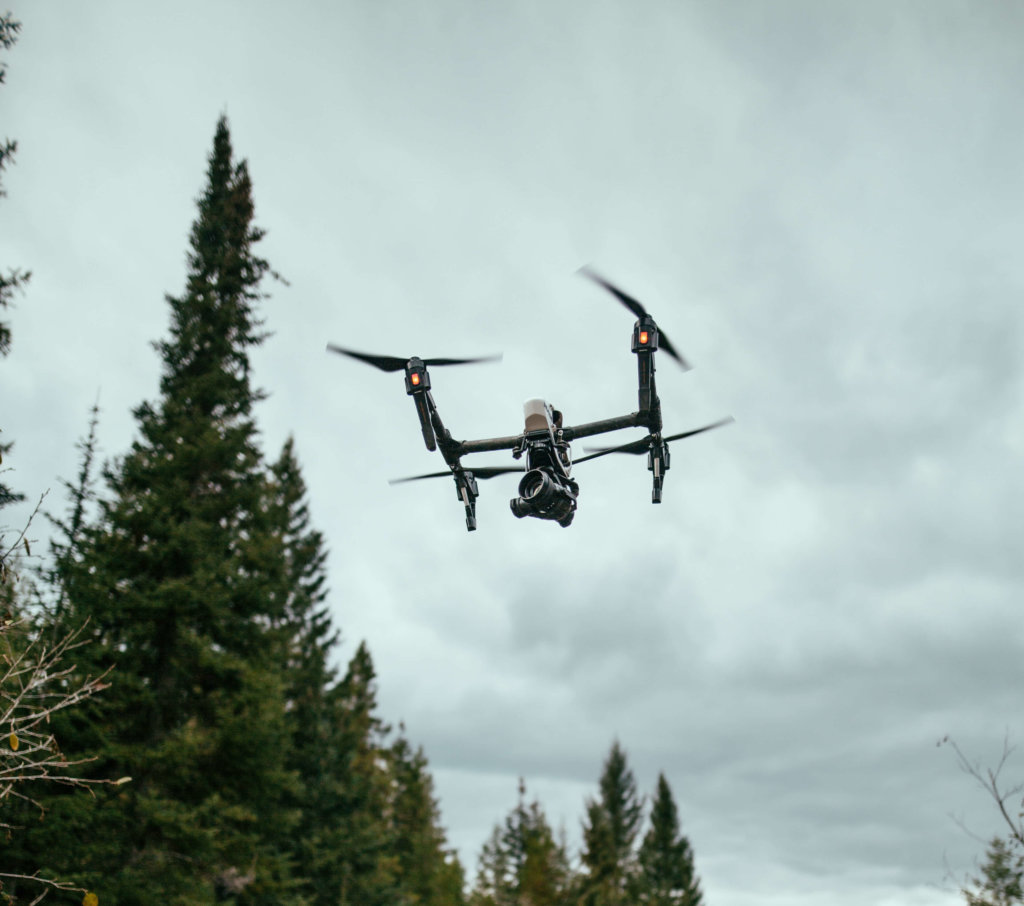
265, 435, 362, 904
470, 778, 573, 906
0, 11, 29, 361
296, 641, 398, 906
0, 11, 29, 513
270, 436, 336, 701
389, 731, 466, 906
23, 116, 303, 905
469, 823, 514, 906
637, 773, 702, 906
44, 401, 102, 627
579, 741, 644, 906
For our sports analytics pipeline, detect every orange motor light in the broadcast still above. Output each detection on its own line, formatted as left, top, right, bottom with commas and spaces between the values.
411, 372, 421, 386
639, 330, 649, 345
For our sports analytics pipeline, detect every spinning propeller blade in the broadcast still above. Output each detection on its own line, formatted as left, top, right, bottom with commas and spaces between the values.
575, 417, 734, 463
327, 344, 501, 372
389, 465, 525, 485
578, 267, 690, 370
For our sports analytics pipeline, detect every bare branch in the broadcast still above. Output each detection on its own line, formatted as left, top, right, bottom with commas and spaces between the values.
0, 489, 48, 569
942, 734, 1024, 849
0, 870, 88, 900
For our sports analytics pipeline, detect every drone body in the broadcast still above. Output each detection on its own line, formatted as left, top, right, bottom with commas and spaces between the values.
328, 269, 731, 531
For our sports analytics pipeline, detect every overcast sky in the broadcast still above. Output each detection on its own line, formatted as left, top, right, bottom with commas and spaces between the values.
4, 2, 1024, 904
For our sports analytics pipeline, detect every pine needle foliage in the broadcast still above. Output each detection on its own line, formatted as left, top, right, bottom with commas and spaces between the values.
0, 11, 30, 365
23, 116, 304, 906
579, 740, 644, 906
0, 11, 28, 513
469, 778, 571, 906
637, 773, 702, 906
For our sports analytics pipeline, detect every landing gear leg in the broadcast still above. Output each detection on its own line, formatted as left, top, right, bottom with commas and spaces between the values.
647, 442, 670, 504
455, 472, 480, 532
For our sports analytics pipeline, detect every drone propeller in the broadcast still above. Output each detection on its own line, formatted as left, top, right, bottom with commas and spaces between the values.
389, 465, 526, 485
578, 267, 690, 370
327, 344, 502, 372
575, 417, 734, 463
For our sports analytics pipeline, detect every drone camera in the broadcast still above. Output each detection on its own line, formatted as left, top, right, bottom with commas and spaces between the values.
510, 468, 577, 526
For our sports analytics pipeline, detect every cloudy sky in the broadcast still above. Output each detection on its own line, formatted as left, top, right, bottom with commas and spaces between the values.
4, 2, 1024, 903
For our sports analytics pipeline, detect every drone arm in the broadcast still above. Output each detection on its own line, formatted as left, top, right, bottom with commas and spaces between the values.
561, 412, 645, 442
412, 391, 437, 451
455, 434, 524, 456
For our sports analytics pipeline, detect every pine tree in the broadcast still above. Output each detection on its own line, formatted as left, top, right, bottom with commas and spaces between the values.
0, 12, 29, 513
0, 11, 29, 361
963, 838, 1024, 906
579, 741, 644, 906
18, 116, 304, 905
270, 436, 336, 699
43, 400, 102, 627
470, 779, 571, 906
296, 641, 398, 906
389, 731, 466, 906
637, 774, 702, 906
469, 823, 514, 906
263, 435, 364, 904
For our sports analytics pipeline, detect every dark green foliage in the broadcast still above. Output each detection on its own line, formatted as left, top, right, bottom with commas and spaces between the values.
637, 774, 702, 906
470, 779, 571, 906
0, 12, 28, 514
469, 743, 706, 906
579, 740, 644, 906
15, 116, 306, 905
0, 11, 30, 363
43, 401, 102, 627
269, 436, 335, 688
964, 838, 1024, 906
296, 641, 398, 906
389, 731, 466, 906
3, 112, 472, 906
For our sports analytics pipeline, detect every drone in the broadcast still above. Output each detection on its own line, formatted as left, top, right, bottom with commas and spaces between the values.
327, 268, 732, 531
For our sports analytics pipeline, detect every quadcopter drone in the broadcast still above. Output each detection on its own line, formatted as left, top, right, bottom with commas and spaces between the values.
328, 268, 732, 531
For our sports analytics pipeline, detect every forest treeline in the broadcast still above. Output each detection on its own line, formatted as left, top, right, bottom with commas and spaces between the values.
0, 19, 704, 905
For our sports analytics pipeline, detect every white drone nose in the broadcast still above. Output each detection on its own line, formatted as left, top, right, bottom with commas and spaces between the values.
523, 398, 552, 433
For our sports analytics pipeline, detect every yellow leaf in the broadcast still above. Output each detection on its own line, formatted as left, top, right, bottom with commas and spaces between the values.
114, 776, 132, 786
83, 893, 99, 906
9, 733, 18, 751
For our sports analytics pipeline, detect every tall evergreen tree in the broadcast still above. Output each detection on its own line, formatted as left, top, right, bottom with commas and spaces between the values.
637, 774, 702, 906
470, 778, 571, 906
270, 435, 336, 698
264, 435, 364, 904
295, 640, 398, 906
0, 11, 29, 361
579, 741, 644, 906
43, 400, 102, 627
389, 731, 466, 906
18, 116, 304, 905
470, 823, 514, 906
0, 11, 29, 513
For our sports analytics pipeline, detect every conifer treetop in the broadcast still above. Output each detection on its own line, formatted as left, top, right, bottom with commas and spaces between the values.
155, 115, 270, 425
